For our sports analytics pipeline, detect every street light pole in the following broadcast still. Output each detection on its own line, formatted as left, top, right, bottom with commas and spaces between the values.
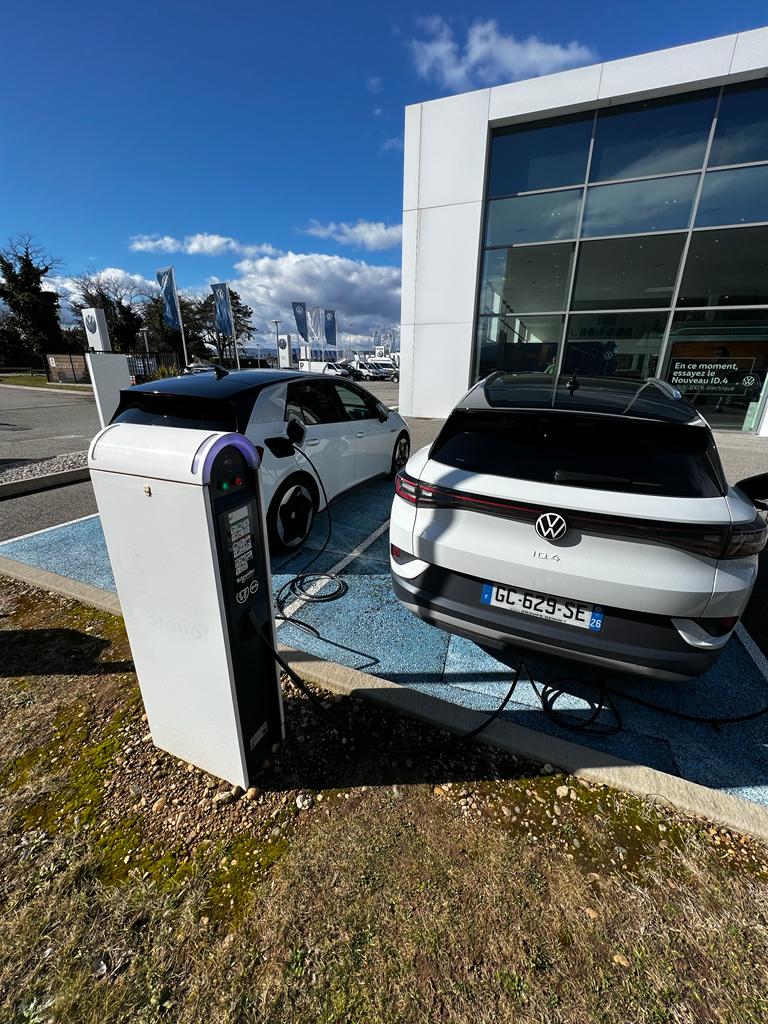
272, 319, 281, 366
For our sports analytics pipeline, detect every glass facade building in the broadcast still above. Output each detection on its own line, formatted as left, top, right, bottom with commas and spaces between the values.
475, 79, 768, 430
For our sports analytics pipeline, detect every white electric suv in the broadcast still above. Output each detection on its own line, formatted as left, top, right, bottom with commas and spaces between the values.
112, 369, 410, 552
391, 373, 768, 681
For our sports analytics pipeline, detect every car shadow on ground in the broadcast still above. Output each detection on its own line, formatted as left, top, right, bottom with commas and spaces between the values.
0, 629, 134, 677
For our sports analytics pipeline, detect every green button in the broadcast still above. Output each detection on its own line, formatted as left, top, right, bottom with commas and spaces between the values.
220, 481, 230, 490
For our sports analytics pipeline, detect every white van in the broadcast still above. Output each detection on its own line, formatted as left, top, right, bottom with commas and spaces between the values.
367, 357, 399, 381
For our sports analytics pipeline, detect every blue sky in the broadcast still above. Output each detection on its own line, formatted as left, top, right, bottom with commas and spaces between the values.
3, 1, 767, 341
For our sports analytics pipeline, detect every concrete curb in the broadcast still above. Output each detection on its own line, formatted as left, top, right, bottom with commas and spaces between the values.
279, 648, 768, 843
0, 468, 91, 501
0, 382, 93, 396
1, 551, 768, 842
0, 555, 121, 615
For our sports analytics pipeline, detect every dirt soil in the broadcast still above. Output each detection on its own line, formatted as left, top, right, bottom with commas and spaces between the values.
2, 575, 768, 1024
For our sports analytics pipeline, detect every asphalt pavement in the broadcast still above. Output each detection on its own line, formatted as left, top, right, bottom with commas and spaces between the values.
0, 385, 99, 470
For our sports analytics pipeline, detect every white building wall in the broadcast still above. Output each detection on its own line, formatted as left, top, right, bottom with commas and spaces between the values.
400, 26, 768, 420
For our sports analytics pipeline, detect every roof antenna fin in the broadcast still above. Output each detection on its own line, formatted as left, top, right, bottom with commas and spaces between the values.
213, 364, 229, 380
566, 373, 579, 395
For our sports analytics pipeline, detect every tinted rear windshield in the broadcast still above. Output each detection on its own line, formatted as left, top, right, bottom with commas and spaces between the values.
112, 393, 237, 432
430, 411, 726, 498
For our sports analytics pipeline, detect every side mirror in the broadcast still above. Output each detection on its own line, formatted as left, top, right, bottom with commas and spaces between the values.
286, 415, 306, 447
735, 473, 768, 511
375, 401, 389, 422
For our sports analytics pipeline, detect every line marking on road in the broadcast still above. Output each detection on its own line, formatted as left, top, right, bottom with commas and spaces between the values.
735, 622, 768, 684
0, 512, 99, 548
0, 434, 89, 447
278, 518, 390, 622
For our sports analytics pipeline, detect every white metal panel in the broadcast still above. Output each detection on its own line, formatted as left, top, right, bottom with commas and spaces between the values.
90, 468, 250, 787
418, 89, 490, 209
398, 324, 416, 417
403, 104, 422, 212
489, 63, 602, 123
414, 202, 483, 325
729, 26, 768, 74
86, 353, 132, 428
410, 323, 474, 418
598, 35, 738, 101
400, 209, 418, 327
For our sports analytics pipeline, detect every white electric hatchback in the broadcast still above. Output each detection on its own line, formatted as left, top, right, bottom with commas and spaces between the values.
391, 373, 767, 681
112, 369, 410, 552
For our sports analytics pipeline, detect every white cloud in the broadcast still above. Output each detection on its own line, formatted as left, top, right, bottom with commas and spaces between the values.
409, 16, 596, 92
367, 76, 383, 93
304, 219, 402, 251
373, 107, 384, 117
231, 250, 401, 339
48, 252, 401, 341
380, 136, 404, 155
128, 233, 278, 258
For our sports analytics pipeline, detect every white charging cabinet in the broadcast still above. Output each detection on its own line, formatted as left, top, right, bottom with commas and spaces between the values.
89, 423, 284, 788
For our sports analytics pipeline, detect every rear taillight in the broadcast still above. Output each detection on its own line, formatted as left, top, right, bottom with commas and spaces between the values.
394, 470, 420, 505
695, 616, 738, 637
722, 513, 768, 559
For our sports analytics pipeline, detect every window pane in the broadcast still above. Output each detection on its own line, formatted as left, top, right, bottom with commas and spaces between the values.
479, 245, 574, 315
289, 380, 345, 424
581, 175, 697, 237
666, 309, 768, 431
475, 314, 563, 380
488, 114, 592, 196
695, 166, 768, 228
564, 312, 666, 378
590, 91, 716, 181
571, 234, 684, 310
334, 382, 376, 420
486, 190, 581, 245
677, 227, 768, 307
710, 79, 768, 167
430, 410, 723, 498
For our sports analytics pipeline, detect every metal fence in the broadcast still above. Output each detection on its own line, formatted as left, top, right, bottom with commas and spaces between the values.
44, 350, 181, 386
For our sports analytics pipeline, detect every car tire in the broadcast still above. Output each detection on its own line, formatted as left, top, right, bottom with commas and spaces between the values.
267, 474, 319, 553
392, 373, 399, 383
389, 432, 410, 478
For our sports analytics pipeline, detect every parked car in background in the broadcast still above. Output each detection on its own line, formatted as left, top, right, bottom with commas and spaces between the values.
323, 362, 351, 377
112, 370, 411, 552
391, 372, 768, 681
368, 357, 399, 382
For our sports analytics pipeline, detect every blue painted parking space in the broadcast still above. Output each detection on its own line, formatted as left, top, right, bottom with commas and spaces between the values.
2, 478, 768, 807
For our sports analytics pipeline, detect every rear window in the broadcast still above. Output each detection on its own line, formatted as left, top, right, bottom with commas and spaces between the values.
430, 410, 726, 498
112, 393, 237, 432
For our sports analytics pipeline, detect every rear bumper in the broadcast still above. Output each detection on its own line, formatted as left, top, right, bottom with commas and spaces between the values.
391, 563, 730, 682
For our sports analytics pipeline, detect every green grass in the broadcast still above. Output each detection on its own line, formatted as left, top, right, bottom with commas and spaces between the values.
0, 373, 92, 389
2, 575, 768, 1023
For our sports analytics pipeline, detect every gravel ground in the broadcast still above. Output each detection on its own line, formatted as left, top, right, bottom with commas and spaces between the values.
0, 449, 88, 485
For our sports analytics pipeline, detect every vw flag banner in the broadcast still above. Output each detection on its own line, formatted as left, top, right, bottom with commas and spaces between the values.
211, 282, 234, 337
307, 306, 325, 345
324, 309, 337, 348
156, 267, 181, 330
292, 302, 309, 343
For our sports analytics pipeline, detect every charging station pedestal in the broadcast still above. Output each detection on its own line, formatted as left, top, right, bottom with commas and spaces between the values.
89, 423, 284, 788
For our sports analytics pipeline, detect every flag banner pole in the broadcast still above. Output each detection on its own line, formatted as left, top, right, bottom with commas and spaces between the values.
171, 267, 189, 365
229, 286, 240, 370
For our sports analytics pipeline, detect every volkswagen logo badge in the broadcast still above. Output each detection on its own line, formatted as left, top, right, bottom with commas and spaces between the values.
279, 337, 287, 349
85, 314, 97, 334
535, 512, 567, 541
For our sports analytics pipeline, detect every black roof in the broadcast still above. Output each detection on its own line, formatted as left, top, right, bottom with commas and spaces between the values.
125, 369, 305, 400
464, 373, 702, 426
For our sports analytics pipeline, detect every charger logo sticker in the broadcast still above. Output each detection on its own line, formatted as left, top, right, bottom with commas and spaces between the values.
236, 586, 250, 605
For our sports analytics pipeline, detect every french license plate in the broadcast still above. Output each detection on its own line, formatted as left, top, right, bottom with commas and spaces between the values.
481, 583, 604, 632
